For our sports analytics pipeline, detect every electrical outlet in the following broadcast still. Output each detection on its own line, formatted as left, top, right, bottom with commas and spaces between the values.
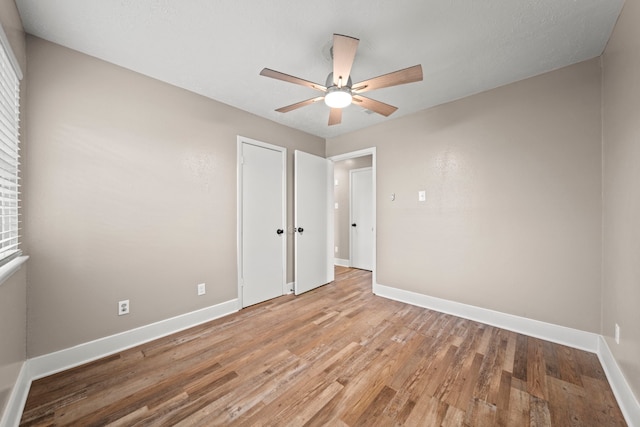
335, 246, 339, 253
118, 300, 130, 316
197, 283, 206, 296
615, 323, 620, 344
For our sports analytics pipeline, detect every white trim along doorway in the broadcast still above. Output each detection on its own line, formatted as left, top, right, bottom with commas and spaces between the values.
329, 147, 377, 291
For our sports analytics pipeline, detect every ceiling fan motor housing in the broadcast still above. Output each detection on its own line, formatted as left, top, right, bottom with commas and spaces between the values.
259, 34, 423, 125
325, 72, 352, 89
324, 72, 353, 109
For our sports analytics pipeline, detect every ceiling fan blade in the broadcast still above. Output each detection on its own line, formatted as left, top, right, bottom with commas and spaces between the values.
352, 65, 423, 93
332, 34, 359, 86
260, 68, 326, 92
328, 108, 342, 126
275, 97, 324, 113
352, 95, 398, 117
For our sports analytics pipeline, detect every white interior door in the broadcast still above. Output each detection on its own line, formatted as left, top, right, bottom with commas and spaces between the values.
350, 167, 373, 271
240, 140, 286, 307
295, 150, 334, 295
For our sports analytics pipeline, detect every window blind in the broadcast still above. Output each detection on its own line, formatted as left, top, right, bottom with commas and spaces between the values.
0, 30, 21, 265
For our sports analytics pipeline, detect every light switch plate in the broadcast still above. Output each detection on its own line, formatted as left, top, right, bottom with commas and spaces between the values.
418, 190, 426, 202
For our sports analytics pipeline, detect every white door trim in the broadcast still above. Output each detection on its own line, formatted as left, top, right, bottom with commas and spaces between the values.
328, 148, 377, 289
236, 136, 287, 309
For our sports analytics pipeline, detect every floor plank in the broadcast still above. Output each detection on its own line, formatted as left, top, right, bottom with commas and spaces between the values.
20, 266, 627, 426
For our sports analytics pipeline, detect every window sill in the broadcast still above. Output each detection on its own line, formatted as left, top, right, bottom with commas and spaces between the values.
0, 255, 28, 287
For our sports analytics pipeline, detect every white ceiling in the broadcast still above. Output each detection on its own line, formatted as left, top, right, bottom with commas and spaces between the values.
15, 0, 623, 139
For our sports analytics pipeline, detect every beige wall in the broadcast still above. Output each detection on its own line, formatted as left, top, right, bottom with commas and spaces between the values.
24, 36, 324, 357
327, 58, 603, 333
602, 0, 640, 400
12, 0, 640, 410
0, 0, 26, 420
333, 156, 372, 261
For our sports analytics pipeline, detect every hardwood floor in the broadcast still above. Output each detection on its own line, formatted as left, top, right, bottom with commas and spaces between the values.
20, 267, 626, 426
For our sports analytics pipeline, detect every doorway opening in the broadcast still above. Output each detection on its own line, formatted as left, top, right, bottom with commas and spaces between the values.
329, 148, 377, 291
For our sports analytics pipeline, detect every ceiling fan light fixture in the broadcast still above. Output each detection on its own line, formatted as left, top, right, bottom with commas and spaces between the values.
260, 35, 423, 125
324, 86, 352, 109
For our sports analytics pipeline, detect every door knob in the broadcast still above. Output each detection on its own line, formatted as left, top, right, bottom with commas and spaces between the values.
351, 223, 357, 227
276, 229, 284, 235
297, 227, 304, 233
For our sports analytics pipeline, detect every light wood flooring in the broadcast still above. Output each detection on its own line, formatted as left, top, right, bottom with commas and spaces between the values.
20, 267, 626, 426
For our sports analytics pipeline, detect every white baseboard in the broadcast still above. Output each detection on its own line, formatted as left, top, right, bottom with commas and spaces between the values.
0, 362, 30, 427
6, 287, 639, 427
2, 299, 238, 427
374, 283, 599, 352
334, 258, 350, 267
28, 298, 238, 380
374, 283, 640, 426
597, 336, 640, 426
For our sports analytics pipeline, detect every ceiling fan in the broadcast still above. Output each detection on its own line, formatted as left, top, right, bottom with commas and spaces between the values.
260, 34, 423, 126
